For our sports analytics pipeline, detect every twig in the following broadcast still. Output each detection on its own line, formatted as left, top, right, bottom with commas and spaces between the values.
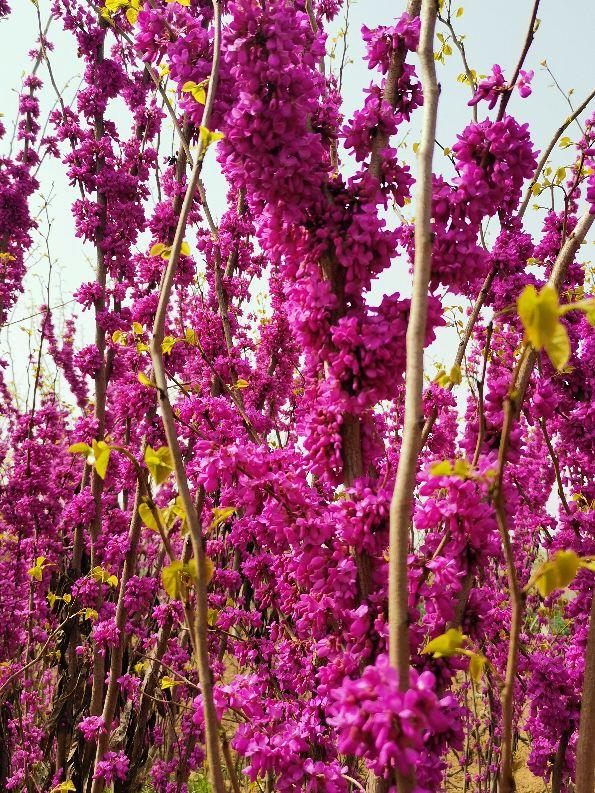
519, 88, 595, 218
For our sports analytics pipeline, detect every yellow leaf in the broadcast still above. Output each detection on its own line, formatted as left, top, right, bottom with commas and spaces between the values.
161, 559, 196, 600
180, 241, 191, 257
91, 439, 111, 479
423, 628, 467, 658
518, 284, 570, 371
181, 81, 206, 103
430, 460, 452, 477
125, 5, 138, 24
184, 328, 197, 345
469, 653, 486, 682
433, 369, 449, 387
138, 372, 155, 388
456, 6, 464, 17
51, 782, 76, 793
160, 675, 182, 690
112, 330, 125, 344
92, 566, 119, 587
161, 336, 177, 355
144, 445, 174, 485
68, 442, 91, 455
535, 550, 581, 597
91, 567, 110, 584
198, 125, 224, 158
139, 502, 159, 531
518, 285, 559, 349
149, 243, 166, 257
132, 322, 144, 335
234, 378, 249, 389
84, 608, 99, 621
449, 364, 462, 384
210, 506, 236, 530
63, 593, 72, 603
203, 556, 214, 586
544, 321, 570, 371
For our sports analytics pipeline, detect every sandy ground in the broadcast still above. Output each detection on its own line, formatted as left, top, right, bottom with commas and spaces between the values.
446, 740, 548, 793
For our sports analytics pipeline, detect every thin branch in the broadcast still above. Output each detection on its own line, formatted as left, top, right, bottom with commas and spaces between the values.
148, 3, 226, 791
519, 88, 595, 218
496, 0, 541, 122
575, 590, 595, 793
389, 2, 439, 788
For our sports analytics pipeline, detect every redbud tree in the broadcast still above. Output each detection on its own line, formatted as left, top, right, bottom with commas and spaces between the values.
0, 0, 594, 791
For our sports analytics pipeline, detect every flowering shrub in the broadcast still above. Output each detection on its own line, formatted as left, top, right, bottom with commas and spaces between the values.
1, 1, 595, 792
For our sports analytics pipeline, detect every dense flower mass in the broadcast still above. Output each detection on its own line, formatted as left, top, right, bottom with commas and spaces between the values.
0, 1, 594, 793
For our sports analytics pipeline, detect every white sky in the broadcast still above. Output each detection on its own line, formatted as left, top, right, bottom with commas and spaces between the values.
0, 0, 593, 405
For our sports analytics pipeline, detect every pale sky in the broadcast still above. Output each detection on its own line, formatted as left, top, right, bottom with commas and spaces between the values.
1, 0, 593, 404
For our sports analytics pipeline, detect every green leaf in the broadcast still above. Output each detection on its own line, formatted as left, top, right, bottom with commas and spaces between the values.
423, 628, 467, 658
144, 445, 174, 485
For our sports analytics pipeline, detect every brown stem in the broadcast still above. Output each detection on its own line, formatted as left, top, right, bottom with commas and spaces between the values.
369, 0, 422, 180
388, 0, 438, 787
575, 590, 595, 793
495, 211, 594, 791
551, 725, 572, 793
148, 3, 226, 791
